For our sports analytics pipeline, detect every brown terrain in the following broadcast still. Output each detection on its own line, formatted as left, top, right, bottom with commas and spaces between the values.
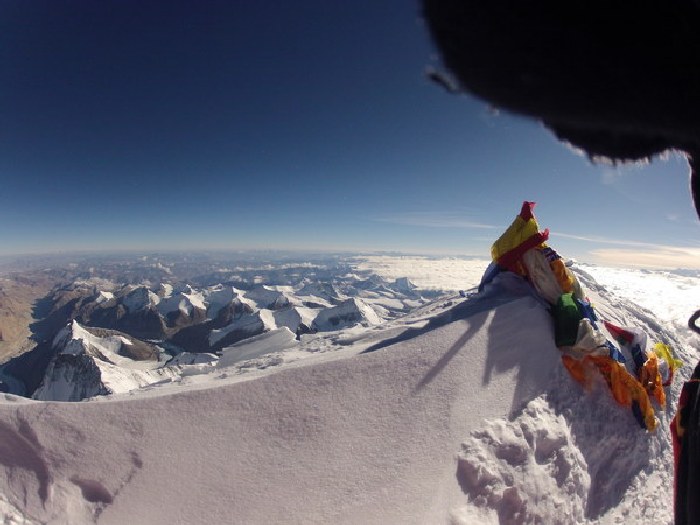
0, 273, 59, 363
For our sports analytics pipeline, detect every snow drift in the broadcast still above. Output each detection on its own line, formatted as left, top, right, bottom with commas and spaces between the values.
0, 265, 696, 524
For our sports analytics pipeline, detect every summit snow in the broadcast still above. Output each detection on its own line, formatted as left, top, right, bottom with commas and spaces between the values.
0, 253, 697, 524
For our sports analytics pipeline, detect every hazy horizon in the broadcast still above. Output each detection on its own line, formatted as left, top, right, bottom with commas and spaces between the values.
2, 247, 700, 274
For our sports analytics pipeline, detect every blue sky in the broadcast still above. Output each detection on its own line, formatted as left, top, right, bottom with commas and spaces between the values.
2, 1, 699, 267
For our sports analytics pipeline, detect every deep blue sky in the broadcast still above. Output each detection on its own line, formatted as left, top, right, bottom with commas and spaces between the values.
2, 1, 699, 267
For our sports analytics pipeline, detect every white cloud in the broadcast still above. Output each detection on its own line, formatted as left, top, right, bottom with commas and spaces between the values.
550, 231, 700, 268
589, 247, 700, 269
352, 255, 490, 290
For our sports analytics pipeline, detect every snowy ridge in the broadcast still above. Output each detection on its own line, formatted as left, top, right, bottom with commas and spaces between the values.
448, 265, 697, 524
208, 309, 276, 347
1, 265, 438, 401
273, 306, 316, 333
217, 327, 298, 368
52, 321, 126, 358
0, 276, 560, 524
121, 286, 160, 312
94, 291, 114, 305
33, 321, 179, 402
312, 297, 383, 331
243, 285, 293, 310
156, 293, 202, 318
12, 267, 434, 365
0, 262, 697, 523
203, 285, 238, 319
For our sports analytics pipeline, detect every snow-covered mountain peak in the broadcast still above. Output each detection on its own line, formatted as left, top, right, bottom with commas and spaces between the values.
312, 297, 383, 331
51, 321, 161, 363
204, 284, 240, 318
243, 285, 293, 310
122, 286, 161, 312
217, 327, 298, 368
35, 321, 177, 402
392, 276, 417, 293
296, 281, 342, 303
208, 308, 277, 348
155, 282, 173, 297
94, 290, 115, 304
0, 255, 698, 524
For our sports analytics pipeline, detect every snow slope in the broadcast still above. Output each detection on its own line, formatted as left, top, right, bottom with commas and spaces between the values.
0, 262, 697, 524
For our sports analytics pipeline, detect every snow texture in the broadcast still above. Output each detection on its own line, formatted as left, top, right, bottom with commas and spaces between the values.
0, 260, 697, 524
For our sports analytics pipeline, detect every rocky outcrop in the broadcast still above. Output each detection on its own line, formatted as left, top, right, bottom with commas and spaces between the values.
31, 321, 176, 401
33, 353, 110, 401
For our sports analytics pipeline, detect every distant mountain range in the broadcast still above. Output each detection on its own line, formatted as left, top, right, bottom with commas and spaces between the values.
0, 255, 444, 401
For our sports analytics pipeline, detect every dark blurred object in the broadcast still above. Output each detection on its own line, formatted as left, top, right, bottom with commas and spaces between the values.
422, 0, 700, 215
671, 362, 700, 524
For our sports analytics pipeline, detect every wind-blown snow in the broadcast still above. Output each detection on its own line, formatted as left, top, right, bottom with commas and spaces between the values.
0, 259, 697, 524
